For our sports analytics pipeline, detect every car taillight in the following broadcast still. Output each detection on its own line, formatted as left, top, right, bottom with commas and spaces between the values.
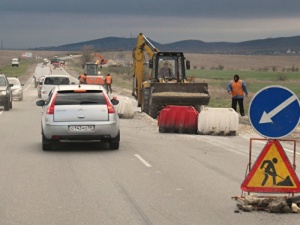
104, 94, 115, 114
46, 93, 57, 115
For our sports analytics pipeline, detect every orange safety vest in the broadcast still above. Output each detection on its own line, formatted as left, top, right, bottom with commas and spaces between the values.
79, 74, 86, 84
231, 80, 244, 96
105, 76, 112, 84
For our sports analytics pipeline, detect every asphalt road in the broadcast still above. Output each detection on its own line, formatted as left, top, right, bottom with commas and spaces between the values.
0, 64, 300, 224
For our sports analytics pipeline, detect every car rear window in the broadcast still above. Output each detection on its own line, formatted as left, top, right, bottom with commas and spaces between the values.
8, 78, 20, 85
55, 91, 106, 105
44, 77, 70, 85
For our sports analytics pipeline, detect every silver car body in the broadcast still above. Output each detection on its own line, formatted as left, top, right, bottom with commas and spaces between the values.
41, 75, 70, 101
7, 77, 23, 101
37, 84, 120, 150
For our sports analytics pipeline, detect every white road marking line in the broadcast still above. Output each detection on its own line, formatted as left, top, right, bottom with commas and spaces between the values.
134, 154, 152, 167
24, 80, 33, 92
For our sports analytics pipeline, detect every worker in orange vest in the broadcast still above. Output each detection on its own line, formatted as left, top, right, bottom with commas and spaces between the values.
227, 74, 248, 116
105, 73, 112, 94
78, 73, 87, 84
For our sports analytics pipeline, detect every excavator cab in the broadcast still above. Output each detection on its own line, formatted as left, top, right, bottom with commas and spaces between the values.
83, 62, 105, 85
149, 52, 190, 82
84, 63, 99, 76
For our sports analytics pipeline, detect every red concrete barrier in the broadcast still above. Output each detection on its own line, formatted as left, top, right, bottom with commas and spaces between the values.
158, 105, 199, 134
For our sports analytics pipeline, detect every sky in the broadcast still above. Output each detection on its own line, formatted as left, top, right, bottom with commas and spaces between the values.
0, 0, 300, 49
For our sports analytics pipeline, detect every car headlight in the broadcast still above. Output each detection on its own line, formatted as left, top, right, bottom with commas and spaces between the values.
0, 90, 7, 95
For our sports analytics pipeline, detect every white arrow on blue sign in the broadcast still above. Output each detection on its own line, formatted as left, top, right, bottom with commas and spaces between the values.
249, 85, 300, 139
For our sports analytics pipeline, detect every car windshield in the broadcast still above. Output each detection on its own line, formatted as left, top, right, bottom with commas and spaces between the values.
0, 77, 7, 86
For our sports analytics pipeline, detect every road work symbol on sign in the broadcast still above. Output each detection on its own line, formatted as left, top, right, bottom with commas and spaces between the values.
241, 139, 300, 193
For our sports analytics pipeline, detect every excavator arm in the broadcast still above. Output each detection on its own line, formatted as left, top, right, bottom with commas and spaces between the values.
132, 33, 159, 106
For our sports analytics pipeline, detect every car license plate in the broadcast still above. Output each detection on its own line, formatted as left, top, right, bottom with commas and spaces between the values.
69, 125, 95, 132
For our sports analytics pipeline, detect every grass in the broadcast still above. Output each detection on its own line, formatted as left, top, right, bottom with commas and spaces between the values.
186, 69, 300, 114
188, 69, 300, 97
0, 58, 37, 78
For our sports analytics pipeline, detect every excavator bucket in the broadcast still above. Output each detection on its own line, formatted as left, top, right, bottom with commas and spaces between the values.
148, 83, 210, 118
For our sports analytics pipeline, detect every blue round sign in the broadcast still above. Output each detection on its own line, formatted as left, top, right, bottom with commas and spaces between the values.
249, 86, 300, 139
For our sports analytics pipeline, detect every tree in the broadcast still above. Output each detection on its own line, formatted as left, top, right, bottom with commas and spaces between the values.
80, 45, 94, 68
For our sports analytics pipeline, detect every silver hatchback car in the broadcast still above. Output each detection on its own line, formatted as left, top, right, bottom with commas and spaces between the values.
36, 84, 120, 151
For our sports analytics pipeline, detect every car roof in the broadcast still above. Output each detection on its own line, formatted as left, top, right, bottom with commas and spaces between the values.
45, 75, 70, 78
7, 77, 19, 80
55, 84, 105, 92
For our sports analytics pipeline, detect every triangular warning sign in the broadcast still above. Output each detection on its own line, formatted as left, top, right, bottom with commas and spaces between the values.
241, 139, 300, 193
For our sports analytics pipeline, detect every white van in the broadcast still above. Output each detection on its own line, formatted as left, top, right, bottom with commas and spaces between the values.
41, 75, 71, 101
12, 58, 19, 67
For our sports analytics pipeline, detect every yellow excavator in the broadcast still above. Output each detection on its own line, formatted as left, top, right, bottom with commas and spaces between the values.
132, 33, 210, 118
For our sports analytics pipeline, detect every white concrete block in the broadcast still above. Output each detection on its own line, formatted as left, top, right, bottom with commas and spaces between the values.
197, 107, 239, 135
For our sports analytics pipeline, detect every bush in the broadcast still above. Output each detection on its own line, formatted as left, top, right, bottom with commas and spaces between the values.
277, 73, 288, 81
218, 65, 224, 70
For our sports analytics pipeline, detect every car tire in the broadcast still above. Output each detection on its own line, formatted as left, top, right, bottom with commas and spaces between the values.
10, 100, 12, 109
4, 100, 10, 111
19, 94, 23, 101
42, 133, 52, 151
109, 142, 119, 150
109, 131, 120, 150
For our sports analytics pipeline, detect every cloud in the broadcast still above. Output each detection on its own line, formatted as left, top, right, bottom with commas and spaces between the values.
1, 0, 300, 18
0, 0, 300, 48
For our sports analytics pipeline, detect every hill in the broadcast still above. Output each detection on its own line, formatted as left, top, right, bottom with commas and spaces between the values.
33, 35, 300, 55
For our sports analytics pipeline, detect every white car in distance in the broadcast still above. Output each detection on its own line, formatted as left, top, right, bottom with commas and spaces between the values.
12, 58, 19, 67
41, 75, 71, 101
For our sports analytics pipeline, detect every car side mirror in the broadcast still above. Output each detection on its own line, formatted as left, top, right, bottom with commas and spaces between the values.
9, 84, 13, 87
111, 99, 119, 105
21, 84, 24, 86
36, 99, 46, 107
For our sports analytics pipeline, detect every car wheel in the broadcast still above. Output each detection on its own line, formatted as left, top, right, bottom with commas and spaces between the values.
109, 131, 120, 150
42, 133, 52, 151
4, 100, 10, 111
10, 100, 12, 109
19, 94, 23, 101
109, 142, 119, 150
